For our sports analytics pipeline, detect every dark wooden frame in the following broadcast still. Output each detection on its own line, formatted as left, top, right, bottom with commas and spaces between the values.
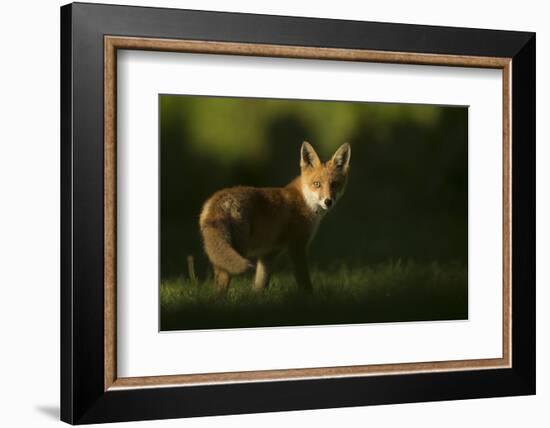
61, 2, 535, 424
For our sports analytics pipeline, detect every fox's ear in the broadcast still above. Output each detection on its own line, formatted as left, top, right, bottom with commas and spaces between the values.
331, 143, 351, 172
300, 141, 321, 169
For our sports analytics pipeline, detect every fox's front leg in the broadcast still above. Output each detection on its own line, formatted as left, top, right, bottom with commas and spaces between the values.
289, 245, 313, 292
253, 258, 271, 292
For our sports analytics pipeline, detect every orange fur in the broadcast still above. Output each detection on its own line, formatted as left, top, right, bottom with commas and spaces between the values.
199, 141, 351, 292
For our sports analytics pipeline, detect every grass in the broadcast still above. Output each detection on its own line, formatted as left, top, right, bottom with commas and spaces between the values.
160, 260, 467, 331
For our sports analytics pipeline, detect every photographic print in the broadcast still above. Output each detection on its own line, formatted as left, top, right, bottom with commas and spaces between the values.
160, 95, 468, 331
62, 5, 535, 422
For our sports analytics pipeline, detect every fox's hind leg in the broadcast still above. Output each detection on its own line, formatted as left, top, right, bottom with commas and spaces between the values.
214, 267, 231, 294
253, 258, 271, 292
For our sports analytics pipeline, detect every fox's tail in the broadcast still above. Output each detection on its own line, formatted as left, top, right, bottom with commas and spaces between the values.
200, 223, 252, 275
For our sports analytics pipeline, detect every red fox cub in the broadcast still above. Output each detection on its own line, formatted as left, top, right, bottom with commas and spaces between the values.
199, 141, 351, 293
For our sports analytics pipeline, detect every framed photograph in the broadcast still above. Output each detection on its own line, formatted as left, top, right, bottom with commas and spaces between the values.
60, 2, 535, 424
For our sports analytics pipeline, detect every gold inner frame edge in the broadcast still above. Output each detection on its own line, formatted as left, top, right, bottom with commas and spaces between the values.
104, 35, 512, 391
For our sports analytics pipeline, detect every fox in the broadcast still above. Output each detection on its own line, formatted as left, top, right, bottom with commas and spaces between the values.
199, 141, 351, 293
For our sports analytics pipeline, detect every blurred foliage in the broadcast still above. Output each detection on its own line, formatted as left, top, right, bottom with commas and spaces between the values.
161, 95, 442, 164
160, 95, 468, 280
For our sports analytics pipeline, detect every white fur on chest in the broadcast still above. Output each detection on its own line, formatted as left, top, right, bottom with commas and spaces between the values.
301, 183, 324, 244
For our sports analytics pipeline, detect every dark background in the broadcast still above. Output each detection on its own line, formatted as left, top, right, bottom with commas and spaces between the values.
160, 94, 468, 281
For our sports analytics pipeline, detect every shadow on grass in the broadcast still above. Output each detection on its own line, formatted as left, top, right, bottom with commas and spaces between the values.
160, 260, 467, 331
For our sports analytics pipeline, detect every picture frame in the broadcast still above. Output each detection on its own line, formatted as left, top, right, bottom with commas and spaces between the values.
60, 2, 535, 424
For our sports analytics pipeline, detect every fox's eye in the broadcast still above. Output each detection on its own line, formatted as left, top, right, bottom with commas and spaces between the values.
313, 181, 321, 188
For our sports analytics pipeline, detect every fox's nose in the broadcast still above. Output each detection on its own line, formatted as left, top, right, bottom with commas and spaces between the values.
324, 198, 333, 208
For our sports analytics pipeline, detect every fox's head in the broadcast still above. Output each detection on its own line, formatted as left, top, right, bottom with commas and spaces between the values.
299, 141, 351, 215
